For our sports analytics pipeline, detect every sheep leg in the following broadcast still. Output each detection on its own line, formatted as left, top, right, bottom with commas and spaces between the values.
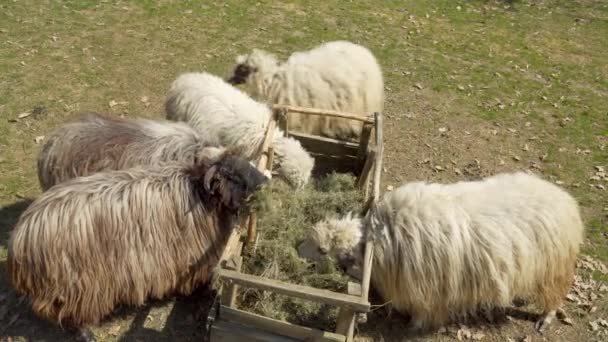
535, 309, 557, 333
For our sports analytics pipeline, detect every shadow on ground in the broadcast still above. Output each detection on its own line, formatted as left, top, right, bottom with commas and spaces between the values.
0, 273, 217, 342
0, 199, 33, 248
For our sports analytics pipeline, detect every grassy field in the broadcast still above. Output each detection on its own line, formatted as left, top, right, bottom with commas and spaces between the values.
0, 0, 607, 341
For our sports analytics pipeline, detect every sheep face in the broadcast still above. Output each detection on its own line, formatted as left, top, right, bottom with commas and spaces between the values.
195, 153, 269, 212
227, 49, 279, 92
298, 213, 364, 278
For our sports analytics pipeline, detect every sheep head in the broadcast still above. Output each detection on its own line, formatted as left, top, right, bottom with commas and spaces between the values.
190, 150, 269, 213
298, 212, 365, 279
227, 49, 279, 97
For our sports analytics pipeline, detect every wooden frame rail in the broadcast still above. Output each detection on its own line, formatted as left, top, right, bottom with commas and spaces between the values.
219, 269, 370, 312
212, 107, 384, 342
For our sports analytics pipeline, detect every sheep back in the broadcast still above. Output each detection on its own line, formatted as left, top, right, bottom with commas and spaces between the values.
369, 171, 583, 328
165, 72, 314, 188
37, 112, 218, 190
234, 41, 384, 140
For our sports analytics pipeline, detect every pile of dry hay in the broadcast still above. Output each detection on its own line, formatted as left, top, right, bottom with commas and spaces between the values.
240, 173, 364, 330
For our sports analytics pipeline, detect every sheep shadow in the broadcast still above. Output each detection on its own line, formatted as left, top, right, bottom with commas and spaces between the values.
0, 267, 217, 342
0, 199, 33, 248
117, 285, 217, 342
358, 302, 542, 340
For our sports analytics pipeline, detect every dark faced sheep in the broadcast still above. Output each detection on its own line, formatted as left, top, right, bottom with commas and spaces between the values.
8, 151, 268, 341
37, 112, 221, 190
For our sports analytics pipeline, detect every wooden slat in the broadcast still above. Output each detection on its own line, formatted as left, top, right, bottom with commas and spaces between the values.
247, 116, 277, 248
335, 282, 362, 341
360, 112, 383, 303
219, 305, 346, 342
219, 269, 370, 312
356, 148, 376, 191
273, 104, 374, 124
220, 254, 242, 307
210, 319, 297, 342
221, 230, 242, 262
289, 132, 359, 157
357, 123, 373, 159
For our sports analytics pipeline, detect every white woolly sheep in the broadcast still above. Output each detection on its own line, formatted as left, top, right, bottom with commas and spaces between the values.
228, 40, 384, 141
165, 71, 314, 189
9, 151, 268, 341
37, 112, 223, 190
298, 172, 584, 333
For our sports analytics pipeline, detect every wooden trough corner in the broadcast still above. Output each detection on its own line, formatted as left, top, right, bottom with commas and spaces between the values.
209, 106, 384, 342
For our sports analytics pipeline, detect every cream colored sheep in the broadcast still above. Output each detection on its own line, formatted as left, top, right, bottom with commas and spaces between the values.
228, 41, 384, 141
298, 172, 584, 332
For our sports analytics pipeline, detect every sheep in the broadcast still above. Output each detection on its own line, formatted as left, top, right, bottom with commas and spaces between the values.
165, 71, 314, 189
8, 150, 268, 341
37, 112, 223, 190
298, 171, 584, 333
227, 40, 384, 141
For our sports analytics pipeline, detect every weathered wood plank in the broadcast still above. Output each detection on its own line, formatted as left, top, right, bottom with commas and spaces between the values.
360, 112, 383, 303
273, 104, 374, 124
247, 116, 277, 248
218, 269, 370, 312
289, 132, 359, 157
210, 319, 297, 342
357, 123, 373, 159
219, 305, 346, 342
334, 282, 362, 341
220, 254, 243, 307
356, 148, 376, 191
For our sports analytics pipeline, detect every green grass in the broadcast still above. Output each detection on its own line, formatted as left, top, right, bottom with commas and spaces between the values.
0, 0, 606, 340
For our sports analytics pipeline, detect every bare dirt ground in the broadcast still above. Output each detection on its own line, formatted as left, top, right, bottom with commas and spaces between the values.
1, 1, 607, 341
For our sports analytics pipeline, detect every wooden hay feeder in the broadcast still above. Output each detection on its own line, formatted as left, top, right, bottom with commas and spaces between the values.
209, 105, 384, 342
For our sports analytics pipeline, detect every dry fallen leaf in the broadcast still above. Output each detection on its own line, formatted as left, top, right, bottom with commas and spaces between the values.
17, 112, 31, 119
386, 185, 394, 191
507, 128, 517, 133
414, 83, 423, 90
598, 319, 608, 328
513, 155, 521, 161
589, 320, 600, 332
34, 136, 45, 144
438, 127, 448, 133
562, 317, 573, 325
109, 100, 128, 108
522, 336, 532, 342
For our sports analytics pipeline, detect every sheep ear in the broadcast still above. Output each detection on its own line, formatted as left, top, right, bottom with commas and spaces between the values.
235, 54, 247, 65
204, 165, 219, 192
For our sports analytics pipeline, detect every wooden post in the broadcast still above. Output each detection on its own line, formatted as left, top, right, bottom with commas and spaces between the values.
356, 148, 376, 192
361, 112, 382, 306
271, 104, 374, 123
357, 122, 373, 160
335, 282, 362, 341
246, 115, 277, 249
220, 253, 243, 307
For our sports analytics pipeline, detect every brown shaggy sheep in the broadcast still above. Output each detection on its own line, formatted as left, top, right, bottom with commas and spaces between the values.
8, 150, 267, 341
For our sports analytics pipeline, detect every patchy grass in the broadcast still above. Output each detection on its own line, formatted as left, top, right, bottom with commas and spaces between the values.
0, 0, 606, 341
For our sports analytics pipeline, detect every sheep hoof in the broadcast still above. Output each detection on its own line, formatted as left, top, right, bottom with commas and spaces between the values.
535, 310, 556, 333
